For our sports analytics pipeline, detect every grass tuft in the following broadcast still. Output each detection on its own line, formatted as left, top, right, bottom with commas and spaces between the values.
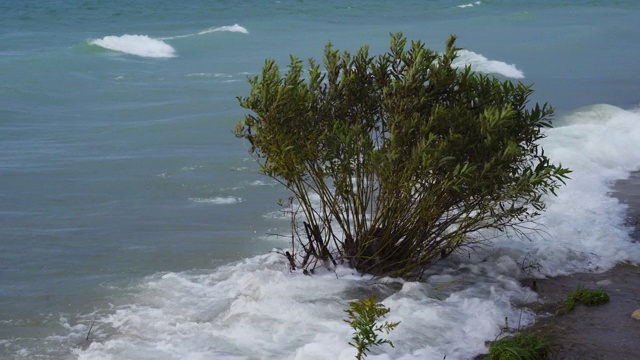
564, 286, 609, 312
488, 333, 551, 360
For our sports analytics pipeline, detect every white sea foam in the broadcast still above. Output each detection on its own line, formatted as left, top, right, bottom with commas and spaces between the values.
90, 35, 176, 58
190, 196, 244, 205
453, 49, 525, 79
503, 104, 640, 275
552, 103, 624, 126
73, 253, 534, 360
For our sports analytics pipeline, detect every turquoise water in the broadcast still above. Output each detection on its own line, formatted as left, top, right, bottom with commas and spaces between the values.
1, 1, 640, 359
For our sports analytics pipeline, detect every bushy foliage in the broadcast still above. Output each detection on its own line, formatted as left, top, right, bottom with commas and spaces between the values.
235, 33, 569, 278
344, 296, 399, 360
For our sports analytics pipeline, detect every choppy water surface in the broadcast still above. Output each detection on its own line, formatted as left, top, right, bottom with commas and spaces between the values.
1, 1, 639, 358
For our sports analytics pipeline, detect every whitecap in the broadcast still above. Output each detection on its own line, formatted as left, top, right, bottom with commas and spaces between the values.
453, 49, 524, 79
90, 35, 176, 58
456, 1, 481, 8
181, 165, 204, 170
199, 24, 249, 35
189, 196, 244, 205
186, 73, 233, 78
249, 180, 275, 187
161, 24, 249, 41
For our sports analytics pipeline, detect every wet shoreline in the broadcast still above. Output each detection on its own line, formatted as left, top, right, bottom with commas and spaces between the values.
514, 172, 640, 359
523, 262, 640, 359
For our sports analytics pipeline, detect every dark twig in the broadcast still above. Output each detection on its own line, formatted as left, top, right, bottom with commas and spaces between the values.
86, 319, 95, 341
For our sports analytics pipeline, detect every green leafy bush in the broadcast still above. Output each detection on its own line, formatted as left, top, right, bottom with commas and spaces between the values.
236, 33, 569, 278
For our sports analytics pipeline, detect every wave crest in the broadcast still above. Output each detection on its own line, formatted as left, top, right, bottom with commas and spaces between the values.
199, 24, 249, 35
90, 35, 176, 58
190, 196, 244, 205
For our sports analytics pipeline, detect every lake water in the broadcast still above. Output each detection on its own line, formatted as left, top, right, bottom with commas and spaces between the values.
1, 1, 639, 359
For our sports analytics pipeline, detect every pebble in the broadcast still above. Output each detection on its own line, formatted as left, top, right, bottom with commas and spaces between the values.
632, 309, 640, 321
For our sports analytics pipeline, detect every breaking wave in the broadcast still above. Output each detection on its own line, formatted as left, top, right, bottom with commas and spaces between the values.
453, 49, 525, 79
90, 24, 248, 57
198, 24, 249, 35
90, 35, 176, 58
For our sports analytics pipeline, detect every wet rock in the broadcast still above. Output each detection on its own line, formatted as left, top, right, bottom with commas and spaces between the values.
632, 309, 640, 321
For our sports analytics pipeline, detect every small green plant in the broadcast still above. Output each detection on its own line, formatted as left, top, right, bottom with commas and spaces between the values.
564, 286, 609, 312
488, 333, 551, 360
344, 296, 400, 360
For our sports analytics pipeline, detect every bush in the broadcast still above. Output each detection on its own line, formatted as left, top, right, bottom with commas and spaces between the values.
235, 33, 569, 278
